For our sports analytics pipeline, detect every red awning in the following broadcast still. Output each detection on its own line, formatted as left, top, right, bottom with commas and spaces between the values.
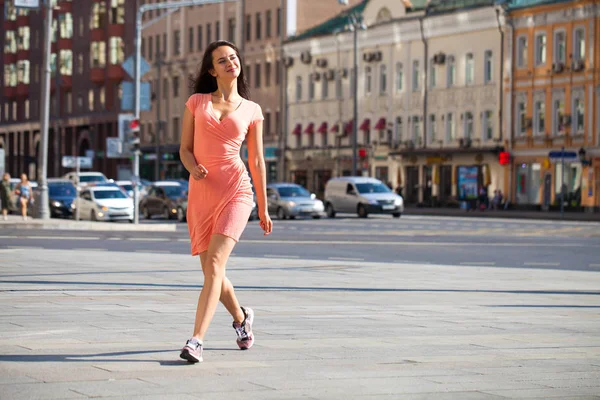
330, 123, 340, 133
317, 122, 328, 134
304, 122, 315, 134
359, 118, 371, 131
344, 120, 353, 134
374, 117, 386, 130
292, 124, 302, 135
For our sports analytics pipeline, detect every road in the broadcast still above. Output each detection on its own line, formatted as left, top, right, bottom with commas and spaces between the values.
1, 214, 599, 271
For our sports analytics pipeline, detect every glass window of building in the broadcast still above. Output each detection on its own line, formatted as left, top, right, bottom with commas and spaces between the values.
483, 110, 493, 141
100, 87, 105, 110
215, 21, 220, 40
109, 37, 124, 64
574, 96, 584, 133
335, 71, 342, 99
91, 2, 106, 29
197, 25, 203, 51
517, 101, 526, 136
379, 64, 387, 95
276, 8, 281, 36
574, 27, 585, 61
308, 72, 314, 100
429, 114, 436, 143
465, 53, 474, 85
266, 10, 272, 38
59, 13, 73, 39
88, 89, 95, 111
517, 36, 527, 68
4, 31, 17, 54
5, 2, 17, 21
255, 12, 262, 40
50, 53, 57, 76
445, 112, 454, 142
412, 116, 421, 144
228, 18, 235, 43
110, 0, 125, 25
534, 100, 545, 135
17, 26, 30, 51
265, 62, 271, 87
206, 23, 212, 47
484, 50, 493, 83
59, 50, 73, 76
553, 98, 564, 135
446, 56, 455, 87
395, 62, 403, 92
91, 41, 106, 67
245, 15, 251, 42
553, 30, 566, 63
188, 27, 194, 52
17, 60, 30, 84
412, 60, 419, 92
255, 63, 261, 88
364, 66, 372, 95
429, 61, 436, 88
174, 30, 181, 56
173, 76, 180, 98
322, 76, 328, 99
464, 112, 473, 139
535, 33, 547, 66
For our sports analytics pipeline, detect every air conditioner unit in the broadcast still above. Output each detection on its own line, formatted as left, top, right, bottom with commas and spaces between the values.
372, 51, 382, 62
362, 53, 371, 62
300, 51, 312, 64
572, 59, 585, 72
283, 56, 294, 68
433, 52, 446, 65
316, 58, 328, 68
312, 72, 321, 81
552, 62, 565, 74
325, 69, 335, 81
338, 68, 348, 78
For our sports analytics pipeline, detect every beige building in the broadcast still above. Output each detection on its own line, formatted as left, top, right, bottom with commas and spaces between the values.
137, 0, 361, 181
283, 0, 506, 204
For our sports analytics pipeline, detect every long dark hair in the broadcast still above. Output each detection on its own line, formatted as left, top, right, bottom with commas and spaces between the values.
192, 40, 250, 100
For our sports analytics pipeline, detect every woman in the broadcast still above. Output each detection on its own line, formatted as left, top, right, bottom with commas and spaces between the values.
1, 173, 11, 220
179, 40, 273, 363
15, 173, 32, 221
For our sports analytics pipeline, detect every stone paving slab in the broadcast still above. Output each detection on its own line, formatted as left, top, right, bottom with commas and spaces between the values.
0, 248, 599, 399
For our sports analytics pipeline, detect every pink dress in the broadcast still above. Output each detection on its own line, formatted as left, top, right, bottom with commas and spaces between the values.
185, 93, 263, 256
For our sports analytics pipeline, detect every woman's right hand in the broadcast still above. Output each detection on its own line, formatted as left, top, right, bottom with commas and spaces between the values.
191, 164, 208, 180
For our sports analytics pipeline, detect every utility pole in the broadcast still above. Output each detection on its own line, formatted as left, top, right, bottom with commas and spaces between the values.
278, 0, 286, 182
155, 53, 163, 181
352, 23, 358, 176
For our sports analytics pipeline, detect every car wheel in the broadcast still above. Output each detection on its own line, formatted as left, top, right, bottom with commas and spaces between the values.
129, 219, 134, 223
143, 206, 151, 219
392, 213, 401, 218
276, 207, 286, 220
357, 204, 368, 218
177, 207, 186, 222
91, 210, 97, 221
312, 215, 321, 219
326, 203, 336, 218
163, 207, 171, 220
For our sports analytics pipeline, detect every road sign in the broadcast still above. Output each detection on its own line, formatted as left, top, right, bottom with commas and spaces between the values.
121, 81, 151, 111
548, 150, 578, 164
14, 0, 40, 8
106, 138, 124, 159
122, 55, 151, 79
61, 156, 92, 169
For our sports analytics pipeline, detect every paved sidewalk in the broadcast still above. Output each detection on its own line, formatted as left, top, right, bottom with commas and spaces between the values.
0, 215, 176, 232
0, 249, 599, 399
405, 207, 600, 222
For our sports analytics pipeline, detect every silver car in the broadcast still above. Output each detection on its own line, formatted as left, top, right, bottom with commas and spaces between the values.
267, 183, 325, 220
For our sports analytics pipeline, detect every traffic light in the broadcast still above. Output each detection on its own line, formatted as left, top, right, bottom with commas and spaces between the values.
498, 151, 510, 166
358, 148, 367, 159
127, 119, 141, 152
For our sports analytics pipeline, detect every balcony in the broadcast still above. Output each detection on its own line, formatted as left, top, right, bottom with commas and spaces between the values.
90, 68, 105, 83
4, 86, 17, 98
16, 83, 29, 97
90, 28, 106, 42
4, 53, 17, 64
16, 14, 29, 26
16, 49, 30, 60
57, 38, 73, 51
107, 65, 125, 80
4, 19, 16, 31
56, 1, 72, 13
107, 24, 125, 38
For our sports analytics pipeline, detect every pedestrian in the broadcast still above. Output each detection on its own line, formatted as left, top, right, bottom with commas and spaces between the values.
178, 40, 273, 363
1, 173, 11, 220
15, 173, 32, 221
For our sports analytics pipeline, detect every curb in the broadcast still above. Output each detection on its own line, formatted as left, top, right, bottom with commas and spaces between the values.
0, 220, 177, 232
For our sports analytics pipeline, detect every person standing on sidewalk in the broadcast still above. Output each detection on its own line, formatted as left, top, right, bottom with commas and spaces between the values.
178, 40, 273, 363
1, 173, 11, 220
15, 173, 32, 221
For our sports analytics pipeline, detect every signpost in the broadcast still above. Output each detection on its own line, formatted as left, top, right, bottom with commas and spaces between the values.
14, 0, 40, 7
62, 156, 92, 221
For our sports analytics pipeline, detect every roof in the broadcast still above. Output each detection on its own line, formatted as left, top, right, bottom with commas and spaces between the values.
426, 0, 496, 14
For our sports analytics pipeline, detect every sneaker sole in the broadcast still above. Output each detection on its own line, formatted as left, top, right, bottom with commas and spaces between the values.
237, 334, 254, 350
180, 348, 202, 363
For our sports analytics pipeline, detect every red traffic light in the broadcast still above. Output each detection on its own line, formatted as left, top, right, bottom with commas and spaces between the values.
499, 151, 510, 165
358, 148, 367, 158
129, 119, 140, 132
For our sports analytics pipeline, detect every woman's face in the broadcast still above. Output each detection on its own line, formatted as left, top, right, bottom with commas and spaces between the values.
210, 45, 241, 81
2, 173, 9, 181
21, 174, 27, 182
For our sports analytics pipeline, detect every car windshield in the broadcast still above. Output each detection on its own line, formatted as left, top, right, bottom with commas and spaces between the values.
355, 183, 391, 194
80, 175, 107, 183
121, 184, 133, 191
94, 190, 128, 199
49, 184, 76, 197
162, 186, 186, 198
278, 186, 311, 198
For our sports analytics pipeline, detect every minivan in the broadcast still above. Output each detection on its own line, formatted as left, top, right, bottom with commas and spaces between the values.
324, 177, 404, 218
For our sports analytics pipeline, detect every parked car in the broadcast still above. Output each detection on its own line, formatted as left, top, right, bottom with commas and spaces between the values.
116, 180, 148, 199
63, 171, 108, 187
77, 186, 134, 222
266, 183, 325, 220
140, 181, 187, 220
31, 179, 77, 218
324, 177, 404, 218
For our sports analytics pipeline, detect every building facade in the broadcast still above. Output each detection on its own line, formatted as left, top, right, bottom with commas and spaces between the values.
283, 0, 506, 203
0, 0, 138, 181
138, 0, 362, 182
504, 0, 600, 211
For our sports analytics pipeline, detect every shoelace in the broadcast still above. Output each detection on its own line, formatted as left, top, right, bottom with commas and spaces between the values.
234, 324, 248, 340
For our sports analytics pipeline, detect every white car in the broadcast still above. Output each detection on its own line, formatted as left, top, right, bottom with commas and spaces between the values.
116, 180, 148, 199
77, 186, 134, 222
64, 171, 109, 187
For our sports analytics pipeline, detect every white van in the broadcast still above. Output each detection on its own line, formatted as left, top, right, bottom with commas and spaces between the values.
324, 177, 404, 218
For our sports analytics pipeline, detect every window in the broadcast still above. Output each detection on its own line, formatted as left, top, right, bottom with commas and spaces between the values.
255, 63, 261, 88
266, 10, 272, 38
308, 73, 315, 100
17, 26, 30, 51
215, 21, 220, 39
447, 56, 455, 87
412, 116, 421, 143
59, 12, 73, 39
148, 36, 153, 60
245, 65, 250, 86
483, 110, 493, 141
51, 19, 57, 43
65, 92, 72, 113
110, 0, 125, 24
464, 112, 473, 139
275, 60, 280, 85
322, 76, 328, 99
264, 111, 271, 136
535, 33, 547, 66
174, 30, 181, 56
574, 27, 585, 61
255, 13, 262, 40
517, 36, 528, 68
379, 64, 387, 95
90, 42, 106, 67
79, 16, 84, 37
77, 93, 83, 110
5, 30, 17, 54
173, 117, 180, 139
17, 60, 30, 84
163, 78, 168, 100
534, 100, 545, 136
228, 18, 235, 43
246, 15, 251, 42
428, 114, 436, 144
197, 25, 203, 51
77, 53, 83, 74
99, 87, 105, 110
412, 60, 419, 92
445, 112, 455, 142
24, 99, 29, 119
573, 96, 584, 134
395, 63, 403, 92
484, 50, 493, 83
91, 2, 106, 29
109, 37, 124, 64
465, 53, 474, 85
173, 76, 180, 97
88, 89, 95, 111
50, 53, 57, 76
554, 30, 566, 63
364, 66, 372, 95
553, 98, 564, 135
265, 62, 271, 87
59, 50, 73, 76
516, 101, 526, 136
206, 23, 212, 47
394, 116, 402, 144
188, 27, 194, 52
429, 61, 436, 88
162, 34, 166, 55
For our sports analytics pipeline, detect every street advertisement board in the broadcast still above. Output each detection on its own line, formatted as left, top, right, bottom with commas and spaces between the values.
457, 166, 479, 200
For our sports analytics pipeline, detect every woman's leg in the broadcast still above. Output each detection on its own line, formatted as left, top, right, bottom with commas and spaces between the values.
20, 198, 27, 218
192, 234, 237, 340
199, 252, 245, 324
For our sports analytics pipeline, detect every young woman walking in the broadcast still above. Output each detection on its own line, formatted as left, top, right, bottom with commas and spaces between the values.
178, 40, 273, 363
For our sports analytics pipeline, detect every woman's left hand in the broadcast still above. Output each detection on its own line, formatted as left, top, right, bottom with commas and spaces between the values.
259, 211, 272, 236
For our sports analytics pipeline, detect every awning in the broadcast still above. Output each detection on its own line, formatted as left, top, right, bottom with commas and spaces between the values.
304, 122, 315, 134
359, 118, 371, 131
317, 122, 328, 134
292, 124, 302, 135
374, 117, 386, 130
330, 123, 340, 133
344, 120, 353, 135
